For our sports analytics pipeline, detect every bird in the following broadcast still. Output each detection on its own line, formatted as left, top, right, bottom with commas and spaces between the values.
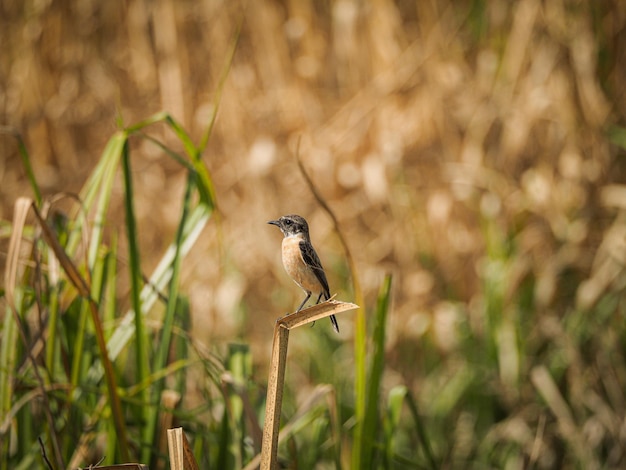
268, 214, 339, 333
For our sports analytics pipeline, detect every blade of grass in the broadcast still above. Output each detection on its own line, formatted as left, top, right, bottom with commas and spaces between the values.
4, 198, 65, 469
136, 133, 195, 172
304, 417, 327, 467
125, 358, 201, 399
134, 110, 218, 216
385, 385, 437, 469
168, 114, 217, 208
0, 305, 18, 470
295, 153, 367, 468
91, 203, 210, 375
361, 274, 393, 466
66, 131, 126, 259
217, 398, 234, 469
30, 199, 131, 462
87, 131, 127, 269
174, 296, 191, 395
90, 112, 215, 372
125, 110, 171, 133
163, 114, 197, 163
70, 242, 108, 390
121, 140, 150, 448
385, 386, 406, 467
69, 299, 90, 389
144, 172, 194, 466
327, 387, 341, 470
226, 343, 252, 469
103, 236, 118, 341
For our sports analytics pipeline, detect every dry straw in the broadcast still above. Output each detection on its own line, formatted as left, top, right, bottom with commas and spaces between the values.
260, 298, 358, 470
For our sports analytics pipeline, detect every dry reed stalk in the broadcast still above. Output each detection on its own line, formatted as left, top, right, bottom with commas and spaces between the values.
260, 299, 358, 470
167, 427, 199, 470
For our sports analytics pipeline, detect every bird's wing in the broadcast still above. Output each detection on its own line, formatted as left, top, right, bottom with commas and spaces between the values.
299, 240, 330, 299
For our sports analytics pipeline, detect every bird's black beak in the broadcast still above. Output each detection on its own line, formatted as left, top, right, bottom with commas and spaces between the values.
268, 220, 280, 227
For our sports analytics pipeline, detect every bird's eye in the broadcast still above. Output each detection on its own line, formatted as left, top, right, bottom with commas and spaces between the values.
284, 219, 292, 225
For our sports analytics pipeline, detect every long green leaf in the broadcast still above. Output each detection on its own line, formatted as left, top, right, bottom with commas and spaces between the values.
125, 110, 171, 133
66, 131, 126, 259
144, 173, 194, 466
121, 140, 150, 442
87, 131, 126, 269
361, 274, 393, 466
385, 386, 407, 467
89, 203, 210, 376
384, 385, 437, 469
404, 388, 437, 469
0, 304, 18, 470
226, 343, 252, 469
31, 200, 130, 462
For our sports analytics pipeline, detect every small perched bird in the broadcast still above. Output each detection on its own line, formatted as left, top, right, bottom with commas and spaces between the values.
268, 214, 339, 333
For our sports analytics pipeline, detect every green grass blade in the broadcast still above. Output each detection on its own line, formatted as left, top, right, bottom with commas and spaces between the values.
90, 203, 210, 378
103, 237, 118, 341
87, 131, 126, 269
295, 155, 367, 469
125, 110, 171, 133
163, 114, 197, 159
384, 386, 406, 468
360, 274, 393, 466
121, 139, 150, 439
226, 343, 252, 469
70, 242, 108, 389
163, 113, 217, 209
66, 131, 126, 258
130, 112, 217, 209
126, 113, 214, 209
0, 304, 19, 470
217, 402, 234, 469
404, 388, 437, 469
30, 202, 131, 462
352, 290, 367, 467
174, 296, 191, 394
189, 154, 218, 210
69, 300, 89, 388
137, 133, 195, 172
383, 384, 437, 468
144, 173, 194, 465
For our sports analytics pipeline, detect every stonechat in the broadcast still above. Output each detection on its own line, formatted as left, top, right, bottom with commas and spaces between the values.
268, 214, 339, 333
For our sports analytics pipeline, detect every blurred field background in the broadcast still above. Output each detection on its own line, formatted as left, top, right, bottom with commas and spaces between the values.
2, 0, 626, 468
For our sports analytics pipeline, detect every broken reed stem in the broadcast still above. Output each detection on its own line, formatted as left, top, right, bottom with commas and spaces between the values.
167, 427, 199, 470
260, 300, 359, 470
260, 324, 290, 470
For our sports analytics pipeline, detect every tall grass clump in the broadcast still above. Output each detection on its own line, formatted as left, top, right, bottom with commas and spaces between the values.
0, 114, 228, 468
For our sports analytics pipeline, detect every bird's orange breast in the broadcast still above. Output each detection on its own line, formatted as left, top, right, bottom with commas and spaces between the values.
281, 236, 321, 293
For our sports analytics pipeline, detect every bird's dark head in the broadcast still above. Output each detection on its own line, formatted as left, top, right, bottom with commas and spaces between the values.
268, 214, 310, 238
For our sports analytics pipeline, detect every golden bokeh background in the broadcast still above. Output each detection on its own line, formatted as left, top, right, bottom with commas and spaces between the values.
2, 0, 625, 388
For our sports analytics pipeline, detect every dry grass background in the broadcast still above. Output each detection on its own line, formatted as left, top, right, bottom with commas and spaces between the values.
0, 0, 622, 371
1, 0, 626, 466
